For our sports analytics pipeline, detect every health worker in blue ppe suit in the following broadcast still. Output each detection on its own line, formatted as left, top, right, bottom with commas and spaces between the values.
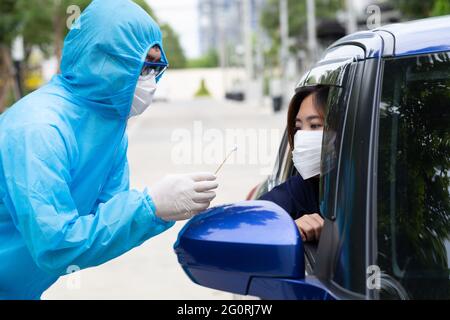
0, 0, 218, 300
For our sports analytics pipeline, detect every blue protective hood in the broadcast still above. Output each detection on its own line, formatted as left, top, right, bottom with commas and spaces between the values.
0, 0, 175, 300
57, 0, 168, 119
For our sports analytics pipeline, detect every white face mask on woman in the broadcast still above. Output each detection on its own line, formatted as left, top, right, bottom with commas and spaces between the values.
129, 72, 157, 118
292, 130, 324, 180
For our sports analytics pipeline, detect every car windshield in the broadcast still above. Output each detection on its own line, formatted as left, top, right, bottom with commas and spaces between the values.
377, 52, 450, 299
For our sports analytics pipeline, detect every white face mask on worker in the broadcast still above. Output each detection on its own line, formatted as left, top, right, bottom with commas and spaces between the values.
129, 72, 157, 118
292, 130, 324, 180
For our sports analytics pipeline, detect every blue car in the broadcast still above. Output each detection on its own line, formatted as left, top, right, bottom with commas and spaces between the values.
174, 16, 450, 300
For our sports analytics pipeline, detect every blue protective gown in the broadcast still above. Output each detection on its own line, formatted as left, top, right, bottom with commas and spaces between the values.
0, 0, 174, 300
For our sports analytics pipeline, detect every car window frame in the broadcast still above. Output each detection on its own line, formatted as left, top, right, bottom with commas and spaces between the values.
266, 45, 375, 299
291, 48, 363, 293
313, 54, 384, 300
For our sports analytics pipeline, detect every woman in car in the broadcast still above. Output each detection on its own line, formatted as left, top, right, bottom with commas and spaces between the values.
260, 86, 329, 242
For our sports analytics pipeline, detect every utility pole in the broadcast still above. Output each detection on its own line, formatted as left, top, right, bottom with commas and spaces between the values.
255, 1, 265, 108
346, 0, 358, 34
242, 0, 254, 81
11, 35, 25, 99
279, 0, 289, 106
306, 0, 318, 62
218, 0, 228, 97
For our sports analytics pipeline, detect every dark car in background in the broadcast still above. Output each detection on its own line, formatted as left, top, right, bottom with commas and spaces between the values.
174, 16, 450, 300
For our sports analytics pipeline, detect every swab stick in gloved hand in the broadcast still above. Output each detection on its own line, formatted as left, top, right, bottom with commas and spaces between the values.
215, 145, 238, 175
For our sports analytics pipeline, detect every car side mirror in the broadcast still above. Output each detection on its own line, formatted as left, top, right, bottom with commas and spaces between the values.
174, 200, 305, 295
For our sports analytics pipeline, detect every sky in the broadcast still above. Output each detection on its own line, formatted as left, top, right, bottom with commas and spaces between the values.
146, 0, 201, 59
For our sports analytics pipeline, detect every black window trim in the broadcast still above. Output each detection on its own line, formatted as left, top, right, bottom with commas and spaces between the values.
315, 59, 369, 300
367, 56, 384, 300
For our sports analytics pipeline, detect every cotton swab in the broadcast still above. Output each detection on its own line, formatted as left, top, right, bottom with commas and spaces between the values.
214, 145, 238, 175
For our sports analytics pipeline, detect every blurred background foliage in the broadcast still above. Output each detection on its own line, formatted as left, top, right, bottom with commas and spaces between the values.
0, 0, 187, 112
0, 0, 185, 66
261, 0, 343, 55
187, 50, 220, 69
260, 0, 450, 66
392, 0, 450, 18
1, 0, 450, 112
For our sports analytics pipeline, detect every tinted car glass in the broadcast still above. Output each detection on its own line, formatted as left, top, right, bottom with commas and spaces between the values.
320, 63, 356, 220
377, 52, 450, 299
326, 59, 369, 296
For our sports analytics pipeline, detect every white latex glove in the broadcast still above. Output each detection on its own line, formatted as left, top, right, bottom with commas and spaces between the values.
149, 172, 218, 222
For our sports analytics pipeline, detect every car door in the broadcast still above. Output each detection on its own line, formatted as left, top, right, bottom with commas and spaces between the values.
251, 44, 370, 299
374, 51, 450, 300
311, 53, 383, 299
174, 42, 384, 301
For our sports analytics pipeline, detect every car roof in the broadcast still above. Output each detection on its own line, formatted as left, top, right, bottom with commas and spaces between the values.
328, 15, 450, 59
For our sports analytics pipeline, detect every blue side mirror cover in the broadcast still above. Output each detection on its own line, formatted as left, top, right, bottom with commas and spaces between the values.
174, 200, 304, 295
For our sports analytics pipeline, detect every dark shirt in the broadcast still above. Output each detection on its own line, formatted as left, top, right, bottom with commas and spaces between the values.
259, 175, 320, 220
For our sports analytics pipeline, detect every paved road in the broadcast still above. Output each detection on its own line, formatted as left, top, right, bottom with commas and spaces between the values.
42, 98, 285, 299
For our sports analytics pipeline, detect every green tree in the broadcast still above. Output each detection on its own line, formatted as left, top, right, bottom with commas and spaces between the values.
0, 0, 35, 110
0, 0, 92, 111
187, 50, 219, 68
194, 79, 212, 97
390, 0, 435, 18
5, 0, 92, 62
161, 23, 187, 69
431, 0, 450, 16
390, 0, 450, 18
132, 0, 187, 69
0, 0, 186, 111
260, 0, 344, 66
